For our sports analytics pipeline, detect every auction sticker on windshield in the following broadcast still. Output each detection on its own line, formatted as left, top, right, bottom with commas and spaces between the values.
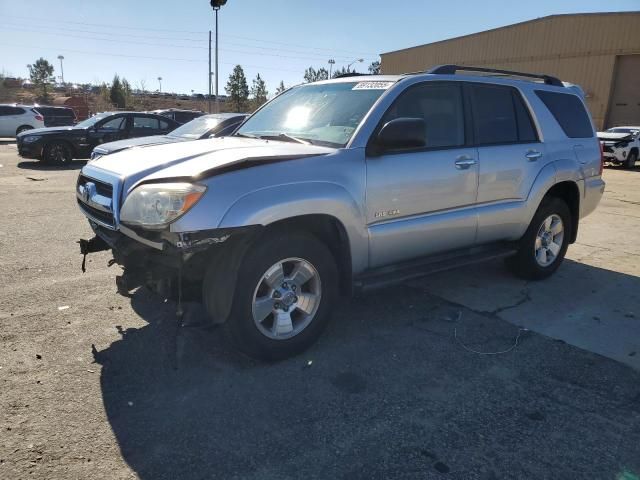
352, 81, 395, 90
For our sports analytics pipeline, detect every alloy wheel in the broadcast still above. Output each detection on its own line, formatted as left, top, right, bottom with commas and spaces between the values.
251, 257, 322, 340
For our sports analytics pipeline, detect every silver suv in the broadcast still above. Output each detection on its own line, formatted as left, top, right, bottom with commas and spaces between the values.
76, 65, 605, 360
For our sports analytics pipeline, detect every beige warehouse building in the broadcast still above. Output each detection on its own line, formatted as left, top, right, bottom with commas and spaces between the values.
381, 12, 640, 129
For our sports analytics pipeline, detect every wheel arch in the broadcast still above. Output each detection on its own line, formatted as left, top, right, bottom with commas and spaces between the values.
542, 181, 580, 243
15, 125, 34, 135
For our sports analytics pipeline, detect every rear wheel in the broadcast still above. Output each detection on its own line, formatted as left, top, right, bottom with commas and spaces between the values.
507, 197, 572, 280
16, 125, 33, 135
625, 151, 638, 169
44, 141, 72, 165
206, 230, 338, 360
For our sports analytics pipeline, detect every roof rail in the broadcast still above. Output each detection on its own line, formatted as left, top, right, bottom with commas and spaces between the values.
426, 64, 564, 87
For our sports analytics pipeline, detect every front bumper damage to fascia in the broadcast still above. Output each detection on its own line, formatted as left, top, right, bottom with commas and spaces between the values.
78, 221, 262, 296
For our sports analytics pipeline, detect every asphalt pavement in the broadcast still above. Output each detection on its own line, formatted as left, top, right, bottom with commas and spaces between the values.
1, 141, 639, 479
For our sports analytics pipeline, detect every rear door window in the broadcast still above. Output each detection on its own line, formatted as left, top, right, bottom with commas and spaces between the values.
535, 90, 593, 138
469, 84, 518, 145
133, 116, 160, 130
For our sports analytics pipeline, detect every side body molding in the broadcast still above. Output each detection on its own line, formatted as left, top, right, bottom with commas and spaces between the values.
218, 182, 369, 274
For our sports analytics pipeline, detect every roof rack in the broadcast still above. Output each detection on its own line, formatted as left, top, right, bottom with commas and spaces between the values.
426, 64, 564, 87
333, 72, 368, 79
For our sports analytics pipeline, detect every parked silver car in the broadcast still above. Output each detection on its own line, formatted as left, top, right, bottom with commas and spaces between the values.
76, 65, 604, 360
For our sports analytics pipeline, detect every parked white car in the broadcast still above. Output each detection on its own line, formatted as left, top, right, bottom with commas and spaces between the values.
597, 126, 640, 169
0, 104, 45, 137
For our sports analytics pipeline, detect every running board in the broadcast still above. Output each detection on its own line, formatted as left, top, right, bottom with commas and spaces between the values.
354, 243, 518, 293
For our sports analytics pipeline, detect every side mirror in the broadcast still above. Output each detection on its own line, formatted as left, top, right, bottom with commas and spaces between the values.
375, 117, 426, 152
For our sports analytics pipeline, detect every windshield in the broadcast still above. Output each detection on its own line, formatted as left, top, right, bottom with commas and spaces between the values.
235, 81, 391, 147
168, 115, 223, 139
75, 113, 112, 128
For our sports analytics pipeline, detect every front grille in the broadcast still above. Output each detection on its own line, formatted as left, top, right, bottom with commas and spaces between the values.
603, 146, 614, 153
78, 174, 113, 197
77, 199, 115, 227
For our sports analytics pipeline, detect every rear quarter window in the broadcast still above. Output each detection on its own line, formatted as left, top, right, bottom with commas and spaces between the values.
535, 90, 593, 138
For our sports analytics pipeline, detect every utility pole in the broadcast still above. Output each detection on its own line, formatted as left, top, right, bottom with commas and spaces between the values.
57, 55, 65, 84
158, 76, 162, 93
328, 59, 335, 79
208, 30, 212, 113
210, 1, 227, 113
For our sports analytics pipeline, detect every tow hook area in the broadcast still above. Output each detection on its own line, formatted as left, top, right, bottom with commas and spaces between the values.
78, 236, 110, 273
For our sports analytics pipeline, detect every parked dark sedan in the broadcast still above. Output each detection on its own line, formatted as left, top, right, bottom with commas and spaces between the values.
16, 111, 179, 165
90, 113, 247, 160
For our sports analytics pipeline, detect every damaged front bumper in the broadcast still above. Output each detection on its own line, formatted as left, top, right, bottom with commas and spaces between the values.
78, 220, 260, 295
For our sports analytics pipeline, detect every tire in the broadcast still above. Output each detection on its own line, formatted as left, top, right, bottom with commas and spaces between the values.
507, 197, 572, 280
626, 151, 638, 169
16, 125, 33, 135
44, 141, 72, 165
206, 230, 338, 360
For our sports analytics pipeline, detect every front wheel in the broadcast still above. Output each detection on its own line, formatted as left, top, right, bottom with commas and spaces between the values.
625, 151, 638, 169
507, 197, 572, 280
207, 231, 338, 360
44, 141, 72, 165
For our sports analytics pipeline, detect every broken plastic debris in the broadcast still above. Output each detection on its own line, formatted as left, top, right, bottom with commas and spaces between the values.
57, 306, 70, 311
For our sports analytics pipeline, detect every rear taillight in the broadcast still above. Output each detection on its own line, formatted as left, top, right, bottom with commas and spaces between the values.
35, 114, 44, 121
599, 142, 604, 175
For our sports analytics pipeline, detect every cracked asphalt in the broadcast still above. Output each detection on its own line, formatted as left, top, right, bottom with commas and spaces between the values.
1, 142, 640, 479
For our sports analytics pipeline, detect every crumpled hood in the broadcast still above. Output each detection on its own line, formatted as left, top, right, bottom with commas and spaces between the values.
597, 132, 633, 142
93, 135, 189, 155
85, 136, 335, 194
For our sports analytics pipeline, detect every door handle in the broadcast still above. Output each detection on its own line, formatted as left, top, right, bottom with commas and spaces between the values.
454, 155, 477, 169
525, 150, 543, 161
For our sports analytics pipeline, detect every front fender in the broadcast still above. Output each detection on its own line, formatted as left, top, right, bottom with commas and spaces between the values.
219, 182, 369, 274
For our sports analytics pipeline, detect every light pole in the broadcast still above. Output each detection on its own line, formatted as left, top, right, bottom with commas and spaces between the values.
210, 0, 228, 113
347, 58, 364, 72
57, 55, 65, 84
328, 59, 335, 78
157, 76, 162, 93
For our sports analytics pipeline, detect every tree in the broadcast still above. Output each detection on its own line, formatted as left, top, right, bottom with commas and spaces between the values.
275, 80, 286, 96
110, 74, 126, 108
122, 78, 132, 108
225, 65, 249, 112
331, 66, 353, 78
27, 58, 54, 99
303, 66, 329, 83
250, 73, 268, 108
368, 60, 381, 75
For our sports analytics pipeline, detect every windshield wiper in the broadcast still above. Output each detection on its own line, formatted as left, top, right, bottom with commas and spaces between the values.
233, 132, 260, 139
257, 133, 312, 145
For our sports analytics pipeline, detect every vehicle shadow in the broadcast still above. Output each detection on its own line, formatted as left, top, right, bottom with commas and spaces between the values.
605, 164, 640, 172
0, 139, 16, 145
92, 259, 640, 479
17, 159, 87, 171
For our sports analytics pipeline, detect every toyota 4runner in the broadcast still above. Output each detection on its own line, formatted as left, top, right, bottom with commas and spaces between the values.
76, 65, 605, 360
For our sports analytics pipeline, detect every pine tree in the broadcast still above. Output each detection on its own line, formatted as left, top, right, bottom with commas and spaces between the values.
27, 58, 54, 100
275, 80, 286, 96
225, 65, 249, 112
251, 73, 269, 108
110, 74, 126, 109
304, 67, 329, 83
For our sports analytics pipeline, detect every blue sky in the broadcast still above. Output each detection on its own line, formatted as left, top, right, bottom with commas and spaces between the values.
0, 0, 636, 96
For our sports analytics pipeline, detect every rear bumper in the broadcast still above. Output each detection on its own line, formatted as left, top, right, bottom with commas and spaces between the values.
581, 177, 605, 219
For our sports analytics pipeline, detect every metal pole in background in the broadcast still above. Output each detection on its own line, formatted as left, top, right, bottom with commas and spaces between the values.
208, 30, 212, 113
215, 8, 219, 113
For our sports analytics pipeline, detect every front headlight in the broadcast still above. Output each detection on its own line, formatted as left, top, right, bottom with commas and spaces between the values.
120, 183, 206, 229
23, 135, 42, 143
